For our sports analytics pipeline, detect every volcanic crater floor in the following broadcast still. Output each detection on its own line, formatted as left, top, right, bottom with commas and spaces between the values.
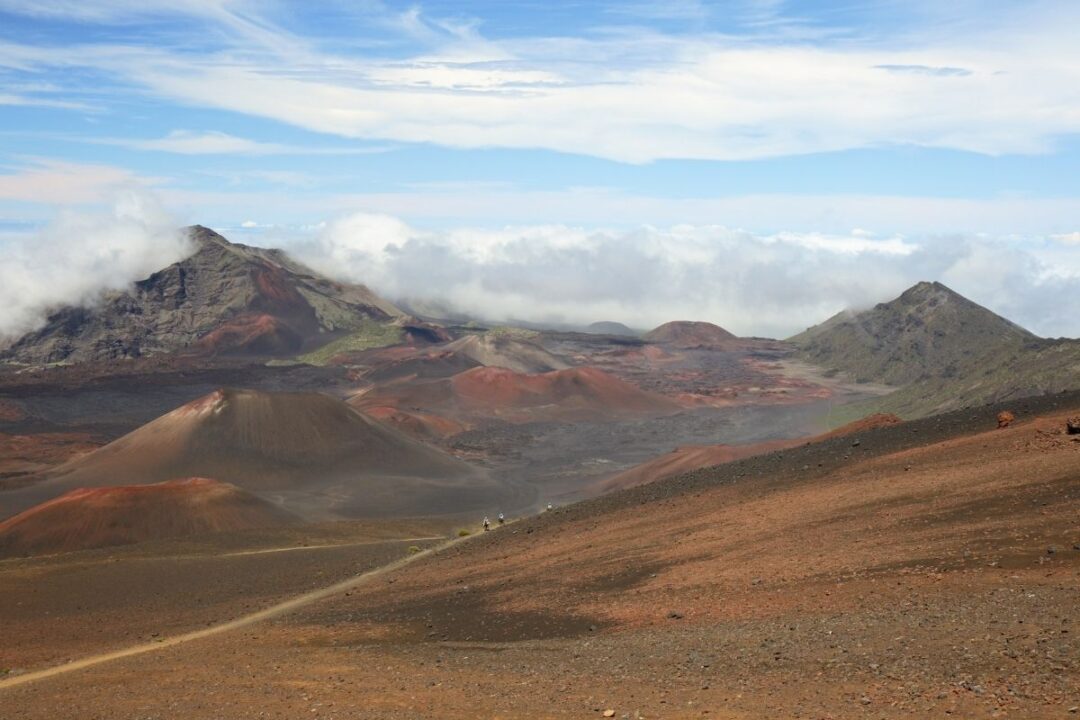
2, 393, 1079, 718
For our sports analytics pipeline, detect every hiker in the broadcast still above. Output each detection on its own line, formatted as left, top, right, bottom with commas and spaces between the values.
498, 512, 505, 525
483, 517, 490, 531
546, 503, 553, 512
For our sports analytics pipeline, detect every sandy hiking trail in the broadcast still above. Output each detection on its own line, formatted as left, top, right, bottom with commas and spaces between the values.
0, 531, 484, 690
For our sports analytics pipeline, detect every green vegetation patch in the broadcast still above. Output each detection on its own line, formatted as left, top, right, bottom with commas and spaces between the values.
485, 325, 539, 340
296, 287, 370, 332
293, 320, 404, 366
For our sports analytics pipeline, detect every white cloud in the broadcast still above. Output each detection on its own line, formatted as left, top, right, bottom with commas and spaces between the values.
127, 130, 301, 155
2, 197, 1076, 345
98, 130, 389, 156
119, 45, 1078, 163
4, 3, 1080, 163
1052, 231, 1080, 245
292, 211, 1080, 339
0, 191, 191, 341
0, 93, 94, 110
0, 0, 238, 22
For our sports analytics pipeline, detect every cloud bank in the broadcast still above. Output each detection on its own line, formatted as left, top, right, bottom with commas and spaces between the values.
1, 202, 1075, 346
294, 213, 1080, 339
0, 192, 191, 341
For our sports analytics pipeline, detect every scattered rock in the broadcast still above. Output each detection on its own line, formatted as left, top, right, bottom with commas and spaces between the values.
667, 611, 684, 620
1067, 416, 1080, 435
603, 710, 616, 718
997, 410, 1015, 428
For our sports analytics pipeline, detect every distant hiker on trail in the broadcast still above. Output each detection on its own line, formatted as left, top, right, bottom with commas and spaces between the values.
483, 517, 490, 531
498, 512, 505, 525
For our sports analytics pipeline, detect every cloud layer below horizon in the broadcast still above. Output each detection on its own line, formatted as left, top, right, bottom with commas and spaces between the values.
0, 202, 1077, 345
294, 212, 1079, 339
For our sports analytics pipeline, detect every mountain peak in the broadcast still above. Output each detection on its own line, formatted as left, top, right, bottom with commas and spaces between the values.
2, 228, 405, 365
896, 280, 964, 305
184, 225, 267, 262
187, 224, 224, 242
791, 281, 1037, 386
902, 279, 948, 296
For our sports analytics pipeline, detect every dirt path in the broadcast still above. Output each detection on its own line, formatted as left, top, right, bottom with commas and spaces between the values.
0, 535, 467, 691
217, 536, 446, 558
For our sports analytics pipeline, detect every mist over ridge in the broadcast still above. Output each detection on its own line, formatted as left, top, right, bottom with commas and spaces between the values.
2, 197, 1078, 344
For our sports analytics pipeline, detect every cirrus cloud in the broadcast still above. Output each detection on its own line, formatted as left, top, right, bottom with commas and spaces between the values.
2, 2, 1079, 163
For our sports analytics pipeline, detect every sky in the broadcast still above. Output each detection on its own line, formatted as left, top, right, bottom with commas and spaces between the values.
0, 0, 1078, 339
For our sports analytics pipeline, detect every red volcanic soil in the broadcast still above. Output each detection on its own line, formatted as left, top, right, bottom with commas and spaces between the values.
364, 406, 466, 442
0, 398, 1077, 718
194, 314, 303, 356
360, 333, 567, 384
251, 263, 309, 311
643, 320, 738, 348
451, 366, 674, 414
354, 366, 681, 423
601, 412, 904, 492
0, 432, 101, 489
6, 388, 528, 520
819, 411, 902, 438
253, 399, 1076, 719
600, 439, 795, 493
0, 478, 298, 558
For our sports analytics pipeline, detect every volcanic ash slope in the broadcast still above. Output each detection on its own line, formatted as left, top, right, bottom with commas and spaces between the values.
3, 388, 532, 519
0, 477, 297, 557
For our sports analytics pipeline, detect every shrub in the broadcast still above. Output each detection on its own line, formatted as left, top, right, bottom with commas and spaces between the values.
407, 545, 421, 554
457, 529, 471, 537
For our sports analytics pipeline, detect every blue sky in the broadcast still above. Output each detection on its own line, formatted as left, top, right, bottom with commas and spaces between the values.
0, 1, 1079, 337
2, 0, 1080, 231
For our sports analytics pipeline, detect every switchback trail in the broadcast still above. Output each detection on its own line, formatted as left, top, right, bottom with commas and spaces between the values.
0, 533, 476, 690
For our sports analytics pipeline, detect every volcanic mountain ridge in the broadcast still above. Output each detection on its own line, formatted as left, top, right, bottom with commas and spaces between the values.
791, 281, 1080, 416
1, 226, 405, 365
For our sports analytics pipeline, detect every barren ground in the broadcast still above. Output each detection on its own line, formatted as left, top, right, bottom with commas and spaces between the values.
0, 520, 448, 672
2, 393, 1077, 718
